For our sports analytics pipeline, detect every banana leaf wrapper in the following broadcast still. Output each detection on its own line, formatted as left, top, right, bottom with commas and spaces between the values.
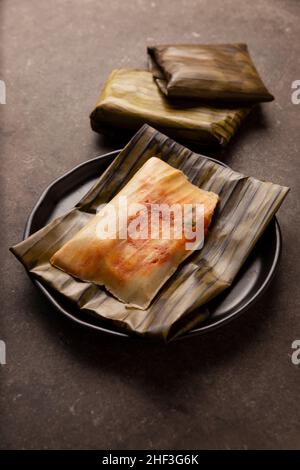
90, 69, 250, 147
10, 125, 289, 342
148, 43, 274, 103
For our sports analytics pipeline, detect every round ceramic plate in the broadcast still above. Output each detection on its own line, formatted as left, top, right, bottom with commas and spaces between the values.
24, 151, 281, 339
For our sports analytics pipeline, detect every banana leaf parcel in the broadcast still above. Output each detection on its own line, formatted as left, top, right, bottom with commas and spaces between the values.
90, 69, 250, 146
148, 43, 274, 102
10, 125, 288, 341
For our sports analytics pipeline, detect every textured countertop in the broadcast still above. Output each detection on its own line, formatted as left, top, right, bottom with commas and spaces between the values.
1, 0, 300, 450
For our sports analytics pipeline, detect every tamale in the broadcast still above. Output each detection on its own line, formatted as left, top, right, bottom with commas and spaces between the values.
148, 43, 274, 102
50, 157, 219, 309
10, 126, 289, 341
90, 69, 250, 146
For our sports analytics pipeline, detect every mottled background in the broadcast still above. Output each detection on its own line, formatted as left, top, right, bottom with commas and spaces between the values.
1, 0, 300, 449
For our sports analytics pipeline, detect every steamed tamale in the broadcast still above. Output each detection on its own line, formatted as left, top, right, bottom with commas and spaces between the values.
90, 69, 250, 146
148, 43, 274, 102
50, 157, 219, 309
10, 126, 289, 341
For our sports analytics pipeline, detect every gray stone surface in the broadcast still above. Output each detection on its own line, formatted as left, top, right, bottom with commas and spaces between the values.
1, 0, 300, 450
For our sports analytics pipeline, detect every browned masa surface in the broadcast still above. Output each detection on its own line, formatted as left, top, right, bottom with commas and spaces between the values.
1, 0, 300, 450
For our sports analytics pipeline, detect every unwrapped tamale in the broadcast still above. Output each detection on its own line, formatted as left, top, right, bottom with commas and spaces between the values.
50, 157, 219, 309
148, 43, 274, 102
90, 69, 250, 146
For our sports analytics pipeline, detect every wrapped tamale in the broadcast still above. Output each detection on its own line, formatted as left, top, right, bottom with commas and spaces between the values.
11, 125, 289, 341
90, 69, 250, 146
148, 43, 274, 102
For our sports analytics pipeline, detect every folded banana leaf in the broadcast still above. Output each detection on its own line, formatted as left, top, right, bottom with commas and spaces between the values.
90, 69, 250, 146
148, 43, 274, 102
10, 125, 288, 342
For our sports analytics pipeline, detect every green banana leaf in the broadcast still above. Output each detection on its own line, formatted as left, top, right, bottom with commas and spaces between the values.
148, 43, 274, 102
90, 69, 250, 146
11, 125, 289, 341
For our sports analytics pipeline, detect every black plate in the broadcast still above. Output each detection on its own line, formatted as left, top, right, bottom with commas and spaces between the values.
24, 151, 281, 339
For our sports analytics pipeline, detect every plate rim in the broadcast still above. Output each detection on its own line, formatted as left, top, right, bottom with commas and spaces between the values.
23, 150, 282, 340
